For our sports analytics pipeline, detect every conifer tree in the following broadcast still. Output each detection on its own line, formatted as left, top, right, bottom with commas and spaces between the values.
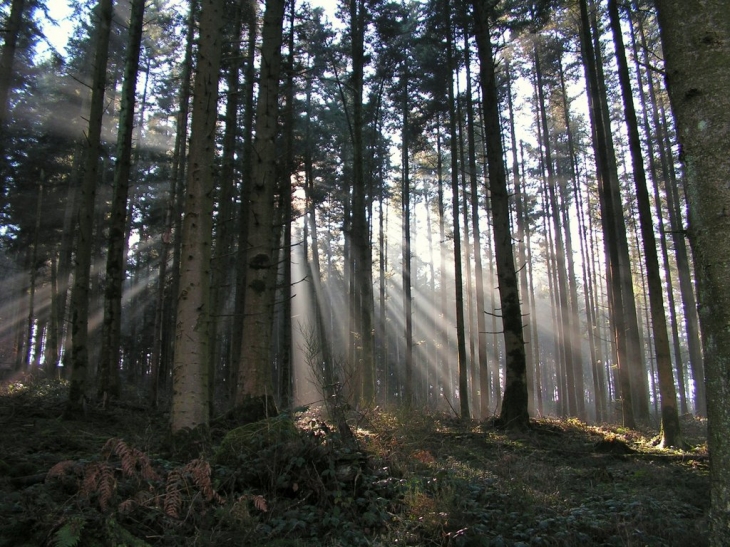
171, 0, 225, 432
471, 0, 528, 429
654, 1, 730, 542
66, 0, 114, 417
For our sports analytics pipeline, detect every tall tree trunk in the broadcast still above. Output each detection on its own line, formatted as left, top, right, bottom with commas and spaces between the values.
574, 160, 605, 421
171, 0, 225, 432
278, 1, 296, 410
457, 96, 477, 413
472, 0, 528, 429
628, 8, 688, 415
25, 178, 43, 369
636, 7, 706, 416
98, 0, 146, 403
478, 100, 501, 410
55, 151, 83, 374
521, 142, 543, 416
436, 118, 452, 405
424, 183, 438, 407
150, 1, 196, 407
348, 0, 374, 404
445, 4, 469, 419
236, 0, 286, 403
541, 175, 563, 415
45, 252, 60, 376
301, 54, 334, 400
592, 1, 649, 421
558, 54, 598, 420
506, 63, 532, 417
658, 96, 705, 415
66, 0, 114, 417
578, 0, 637, 428
534, 46, 579, 418
401, 69, 414, 407
653, 1, 730, 542
0, 0, 25, 132
608, 0, 680, 446
464, 39, 488, 419
209, 0, 245, 413
230, 0, 258, 401
456, 84, 478, 414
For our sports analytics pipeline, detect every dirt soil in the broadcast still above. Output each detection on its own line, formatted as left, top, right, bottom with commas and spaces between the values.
0, 376, 709, 546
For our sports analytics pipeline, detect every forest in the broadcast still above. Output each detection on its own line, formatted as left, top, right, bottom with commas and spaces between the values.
0, 0, 728, 545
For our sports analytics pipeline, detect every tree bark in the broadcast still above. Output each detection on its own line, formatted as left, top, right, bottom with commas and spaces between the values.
627, 10, 687, 415
608, 0, 681, 445
464, 32, 488, 419
578, 0, 637, 428
348, 0, 375, 405
230, 0, 258, 402
170, 0, 225, 432
66, 0, 114, 417
0, 0, 25, 131
506, 62, 532, 417
653, 1, 730, 542
150, 0, 196, 407
534, 45, 580, 419
445, 3, 469, 419
236, 0, 286, 403
401, 67, 414, 407
635, 7, 706, 416
208, 0, 244, 413
98, 0, 146, 403
472, 0, 528, 429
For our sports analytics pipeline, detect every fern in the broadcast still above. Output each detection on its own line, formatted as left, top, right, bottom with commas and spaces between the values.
101, 438, 159, 482
46, 460, 76, 480
97, 464, 116, 512
251, 494, 268, 512
185, 458, 224, 504
105, 517, 153, 547
52, 517, 84, 547
164, 469, 183, 518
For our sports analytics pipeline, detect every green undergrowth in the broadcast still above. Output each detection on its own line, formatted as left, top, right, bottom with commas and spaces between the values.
0, 376, 710, 546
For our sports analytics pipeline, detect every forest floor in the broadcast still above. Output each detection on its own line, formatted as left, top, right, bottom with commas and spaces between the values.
0, 374, 709, 546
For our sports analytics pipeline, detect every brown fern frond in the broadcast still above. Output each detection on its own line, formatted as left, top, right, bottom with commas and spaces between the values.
97, 464, 116, 512
251, 494, 268, 512
121, 452, 136, 478
81, 463, 102, 497
118, 499, 136, 515
132, 447, 159, 481
186, 458, 223, 504
134, 488, 155, 507
187, 459, 211, 498
46, 460, 76, 480
108, 438, 137, 477
102, 437, 160, 482
164, 469, 183, 519
101, 438, 123, 460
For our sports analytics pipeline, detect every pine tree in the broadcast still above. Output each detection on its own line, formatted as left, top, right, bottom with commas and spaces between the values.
607, 0, 680, 446
98, 0, 146, 403
171, 0, 225, 432
66, 0, 114, 417
236, 0, 287, 405
472, 0, 528, 429
653, 1, 730, 542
